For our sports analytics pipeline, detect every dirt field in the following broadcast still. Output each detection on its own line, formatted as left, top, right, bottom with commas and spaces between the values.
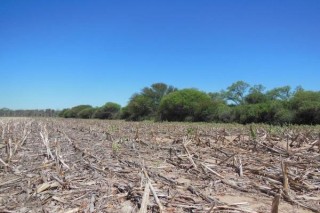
0, 118, 319, 213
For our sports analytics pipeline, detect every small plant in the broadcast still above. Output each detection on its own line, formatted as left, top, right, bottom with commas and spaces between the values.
250, 124, 257, 140
187, 127, 196, 136
108, 125, 118, 133
112, 140, 121, 154
268, 125, 282, 136
154, 160, 161, 168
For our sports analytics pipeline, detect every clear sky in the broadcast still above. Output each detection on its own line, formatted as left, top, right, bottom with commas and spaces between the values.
1, 0, 319, 109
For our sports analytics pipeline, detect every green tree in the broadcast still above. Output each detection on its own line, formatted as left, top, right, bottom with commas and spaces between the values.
59, 108, 69, 118
119, 106, 130, 120
245, 84, 267, 104
290, 90, 320, 124
124, 83, 177, 120
93, 102, 121, 119
159, 89, 214, 122
232, 101, 293, 124
222, 81, 250, 105
62, 105, 92, 118
123, 94, 153, 121
142, 83, 177, 112
78, 107, 95, 119
208, 92, 226, 104
266, 86, 292, 101
210, 103, 233, 123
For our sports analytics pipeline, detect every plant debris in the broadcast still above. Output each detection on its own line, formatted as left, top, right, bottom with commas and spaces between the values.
0, 118, 320, 212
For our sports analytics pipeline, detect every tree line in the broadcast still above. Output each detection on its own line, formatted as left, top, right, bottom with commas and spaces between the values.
58, 81, 320, 125
1, 81, 319, 124
0, 108, 57, 117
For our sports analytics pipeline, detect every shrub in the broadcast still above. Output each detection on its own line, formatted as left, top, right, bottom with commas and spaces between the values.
62, 105, 92, 118
159, 89, 214, 122
93, 102, 121, 119
77, 107, 95, 119
290, 91, 320, 124
124, 83, 177, 121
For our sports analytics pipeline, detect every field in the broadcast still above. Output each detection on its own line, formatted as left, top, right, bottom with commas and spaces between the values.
0, 118, 320, 213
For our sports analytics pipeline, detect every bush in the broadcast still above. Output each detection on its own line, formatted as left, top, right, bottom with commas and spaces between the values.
124, 83, 177, 121
123, 95, 153, 121
61, 105, 92, 118
231, 101, 293, 124
207, 103, 233, 123
290, 91, 320, 124
159, 89, 214, 122
78, 107, 95, 119
245, 92, 268, 104
119, 106, 130, 120
93, 102, 121, 119
59, 109, 69, 118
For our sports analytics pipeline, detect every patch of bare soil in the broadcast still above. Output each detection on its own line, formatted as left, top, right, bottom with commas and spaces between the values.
0, 118, 319, 212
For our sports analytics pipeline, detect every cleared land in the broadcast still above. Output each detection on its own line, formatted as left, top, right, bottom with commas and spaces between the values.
0, 118, 320, 213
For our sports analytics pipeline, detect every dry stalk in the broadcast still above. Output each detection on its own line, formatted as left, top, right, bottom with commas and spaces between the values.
139, 180, 150, 213
238, 158, 243, 177
182, 138, 197, 169
55, 138, 70, 170
6, 138, 12, 162
218, 153, 236, 165
13, 127, 30, 156
201, 163, 224, 179
89, 194, 95, 213
271, 194, 280, 213
1, 123, 5, 141
0, 157, 10, 168
0, 177, 21, 187
281, 161, 289, 195
142, 168, 164, 212
39, 124, 54, 160
134, 128, 139, 141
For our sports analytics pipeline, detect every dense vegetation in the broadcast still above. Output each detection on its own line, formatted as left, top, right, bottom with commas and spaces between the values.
0, 108, 57, 117
1, 81, 320, 125
159, 89, 214, 122
59, 102, 121, 120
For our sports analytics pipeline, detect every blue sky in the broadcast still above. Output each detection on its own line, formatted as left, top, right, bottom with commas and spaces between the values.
1, 0, 319, 109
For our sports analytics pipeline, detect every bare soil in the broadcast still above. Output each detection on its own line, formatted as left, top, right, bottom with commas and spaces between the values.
0, 118, 319, 212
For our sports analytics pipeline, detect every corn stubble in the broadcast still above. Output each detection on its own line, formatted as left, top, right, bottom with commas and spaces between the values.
0, 118, 319, 213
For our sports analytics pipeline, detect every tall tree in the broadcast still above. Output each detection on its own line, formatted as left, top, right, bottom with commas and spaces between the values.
245, 84, 268, 104
266, 86, 292, 101
124, 94, 153, 121
208, 92, 226, 104
124, 83, 177, 120
141, 83, 177, 114
222, 81, 250, 105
